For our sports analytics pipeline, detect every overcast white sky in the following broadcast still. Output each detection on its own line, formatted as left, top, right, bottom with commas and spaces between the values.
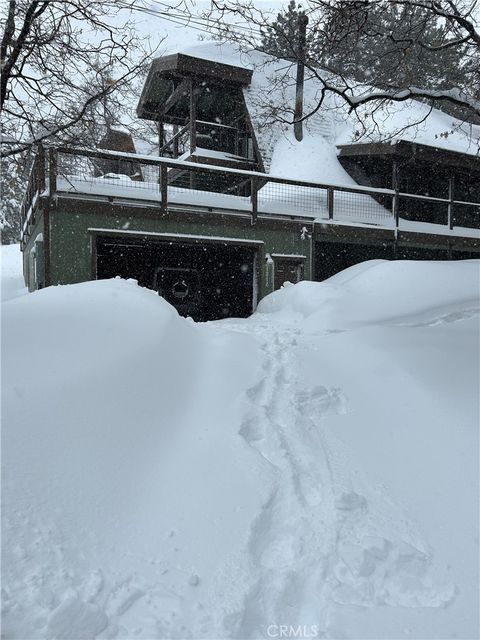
126, 1, 287, 56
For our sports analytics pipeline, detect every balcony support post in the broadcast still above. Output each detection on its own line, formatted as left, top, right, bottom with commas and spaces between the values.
448, 176, 455, 230
157, 120, 164, 156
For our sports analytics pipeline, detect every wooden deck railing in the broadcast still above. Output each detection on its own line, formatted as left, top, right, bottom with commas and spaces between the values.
20, 145, 480, 243
158, 120, 252, 160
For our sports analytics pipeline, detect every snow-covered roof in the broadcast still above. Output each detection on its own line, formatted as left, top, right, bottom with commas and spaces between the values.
158, 42, 480, 182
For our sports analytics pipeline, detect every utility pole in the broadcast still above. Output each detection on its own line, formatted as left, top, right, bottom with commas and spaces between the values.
294, 12, 309, 142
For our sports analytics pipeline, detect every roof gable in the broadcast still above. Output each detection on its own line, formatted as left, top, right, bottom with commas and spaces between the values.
142, 42, 480, 181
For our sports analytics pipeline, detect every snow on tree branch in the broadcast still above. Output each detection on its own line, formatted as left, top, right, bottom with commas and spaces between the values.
201, 0, 480, 132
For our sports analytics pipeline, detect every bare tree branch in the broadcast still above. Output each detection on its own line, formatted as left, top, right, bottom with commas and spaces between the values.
0, 0, 154, 157
201, 0, 480, 130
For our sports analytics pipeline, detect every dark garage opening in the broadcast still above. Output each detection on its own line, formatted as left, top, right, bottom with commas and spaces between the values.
95, 235, 258, 321
315, 240, 476, 281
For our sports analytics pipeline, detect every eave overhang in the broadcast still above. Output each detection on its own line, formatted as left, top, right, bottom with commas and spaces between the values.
337, 139, 480, 171
137, 53, 253, 121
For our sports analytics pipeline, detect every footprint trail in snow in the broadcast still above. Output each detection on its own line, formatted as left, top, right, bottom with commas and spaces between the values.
214, 320, 456, 639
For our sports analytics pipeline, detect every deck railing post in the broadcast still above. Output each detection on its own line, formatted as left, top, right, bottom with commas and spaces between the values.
160, 164, 168, 214
393, 192, 399, 228
327, 187, 334, 220
189, 79, 197, 154
48, 147, 57, 195
158, 120, 164, 155
37, 144, 46, 192
251, 178, 258, 225
392, 161, 400, 228
448, 177, 455, 230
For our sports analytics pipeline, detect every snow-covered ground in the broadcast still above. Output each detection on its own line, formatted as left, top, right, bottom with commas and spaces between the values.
2, 245, 479, 639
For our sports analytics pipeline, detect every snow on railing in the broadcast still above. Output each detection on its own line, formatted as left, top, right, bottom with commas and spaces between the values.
20, 145, 480, 245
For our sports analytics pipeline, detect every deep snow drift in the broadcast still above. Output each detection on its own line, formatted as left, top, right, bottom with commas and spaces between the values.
2, 248, 479, 639
1, 243, 27, 302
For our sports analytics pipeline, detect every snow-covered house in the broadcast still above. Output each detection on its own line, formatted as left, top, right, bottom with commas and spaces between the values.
20, 44, 480, 320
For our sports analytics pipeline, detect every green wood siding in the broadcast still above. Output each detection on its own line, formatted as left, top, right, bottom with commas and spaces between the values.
48, 198, 313, 299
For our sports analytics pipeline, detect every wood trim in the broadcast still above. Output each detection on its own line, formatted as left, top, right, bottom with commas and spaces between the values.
157, 120, 164, 152
337, 142, 404, 158
55, 194, 315, 227
189, 78, 197, 154
251, 178, 258, 225
397, 230, 480, 250
48, 147, 57, 195
271, 253, 307, 259
88, 227, 265, 247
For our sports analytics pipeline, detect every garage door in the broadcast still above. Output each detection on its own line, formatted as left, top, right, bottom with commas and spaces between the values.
95, 235, 259, 321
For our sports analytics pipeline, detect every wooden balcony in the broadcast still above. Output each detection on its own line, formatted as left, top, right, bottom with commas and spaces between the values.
20, 145, 480, 248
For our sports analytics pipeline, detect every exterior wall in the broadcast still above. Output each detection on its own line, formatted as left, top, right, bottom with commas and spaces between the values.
48, 197, 314, 300
26, 194, 478, 296
22, 210, 45, 292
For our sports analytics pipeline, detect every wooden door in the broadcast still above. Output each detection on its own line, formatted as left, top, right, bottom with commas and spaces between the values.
273, 258, 304, 290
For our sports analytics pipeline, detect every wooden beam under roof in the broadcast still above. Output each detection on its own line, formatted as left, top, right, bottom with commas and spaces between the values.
160, 77, 190, 117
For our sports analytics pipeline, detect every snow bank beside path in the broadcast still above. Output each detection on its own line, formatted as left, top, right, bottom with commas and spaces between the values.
257, 259, 480, 330
2, 278, 268, 639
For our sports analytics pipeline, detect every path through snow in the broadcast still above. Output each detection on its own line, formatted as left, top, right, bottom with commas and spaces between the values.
203, 317, 457, 639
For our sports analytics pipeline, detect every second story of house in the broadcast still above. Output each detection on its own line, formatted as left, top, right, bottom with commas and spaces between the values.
19, 42, 480, 250
132, 42, 480, 220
